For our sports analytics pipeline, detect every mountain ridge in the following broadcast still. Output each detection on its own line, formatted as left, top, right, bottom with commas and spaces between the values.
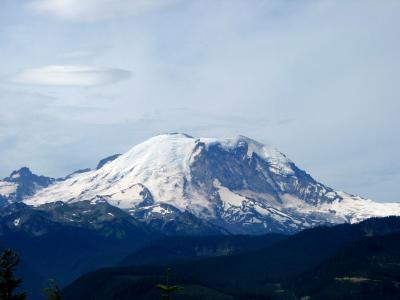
1, 133, 399, 234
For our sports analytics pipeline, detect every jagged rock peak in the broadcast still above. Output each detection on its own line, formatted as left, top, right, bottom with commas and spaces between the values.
96, 154, 121, 170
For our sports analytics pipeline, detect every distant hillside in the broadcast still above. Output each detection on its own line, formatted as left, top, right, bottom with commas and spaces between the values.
291, 231, 400, 299
62, 216, 400, 300
119, 233, 286, 267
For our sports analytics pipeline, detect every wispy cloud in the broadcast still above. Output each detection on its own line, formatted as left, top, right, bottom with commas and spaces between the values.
28, 0, 181, 21
12, 65, 131, 87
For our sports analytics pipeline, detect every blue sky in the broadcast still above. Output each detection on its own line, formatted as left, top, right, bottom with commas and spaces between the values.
0, 0, 399, 202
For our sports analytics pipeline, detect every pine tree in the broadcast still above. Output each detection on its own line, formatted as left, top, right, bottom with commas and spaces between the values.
43, 279, 61, 300
0, 249, 26, 300
155, 268, 184, 300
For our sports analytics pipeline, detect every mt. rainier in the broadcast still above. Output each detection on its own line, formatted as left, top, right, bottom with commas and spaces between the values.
5, 133, 400, 234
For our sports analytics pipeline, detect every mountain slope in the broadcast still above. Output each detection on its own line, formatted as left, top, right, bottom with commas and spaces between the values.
290, 231, 400, 299
119, 233, 286, 267
61, 216, 400, 300
0, 167, 55, 204
22, 133, 400, 234
0, 201, 162, 300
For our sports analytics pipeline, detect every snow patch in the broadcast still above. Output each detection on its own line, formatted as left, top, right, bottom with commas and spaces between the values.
0, 181, 17, 196
214, 179, 247, 208
151, 205, 173, 215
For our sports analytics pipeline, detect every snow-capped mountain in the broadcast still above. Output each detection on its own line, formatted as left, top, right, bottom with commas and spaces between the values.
0, 167, 55, 204
12, 133, 398, 234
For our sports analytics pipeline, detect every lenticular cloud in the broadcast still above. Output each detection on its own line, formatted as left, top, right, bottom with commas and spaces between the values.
12, 65, 131, 87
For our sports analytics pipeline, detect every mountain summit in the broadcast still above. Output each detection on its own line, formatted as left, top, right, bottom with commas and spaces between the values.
5, 133, 399, 234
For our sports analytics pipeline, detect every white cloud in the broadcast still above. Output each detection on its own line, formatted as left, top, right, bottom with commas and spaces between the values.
29, 0, 180, 21
12, 65, 131, 87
